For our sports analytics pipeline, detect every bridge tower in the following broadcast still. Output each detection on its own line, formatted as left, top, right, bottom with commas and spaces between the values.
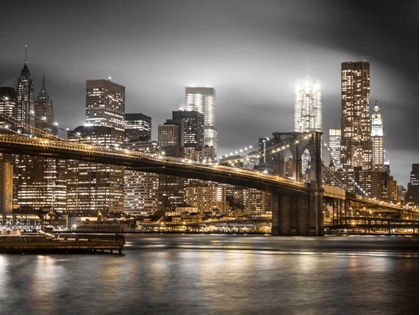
267, 131, 324, 236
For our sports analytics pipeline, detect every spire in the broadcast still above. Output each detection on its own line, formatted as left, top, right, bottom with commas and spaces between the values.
25, 45, 27, 64
20, 45, 31, 79
373, 100, 380, 113
36, 74, 50, 101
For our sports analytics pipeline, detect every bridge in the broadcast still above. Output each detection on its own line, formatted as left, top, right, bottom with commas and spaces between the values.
0, 112, 417, 235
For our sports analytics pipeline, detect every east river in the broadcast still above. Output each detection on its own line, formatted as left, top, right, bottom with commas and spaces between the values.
0, 234, 418, 315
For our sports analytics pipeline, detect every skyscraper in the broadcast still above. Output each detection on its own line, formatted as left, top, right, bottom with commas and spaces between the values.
294, 78, 322, 132
172, 110, 204, 158
16, 77, 67, 211
16, 58, 35, 133
35, 76, 57, 135
0, 87, 16, 119
185, 87, 217, 153
328, 129, 341, 169
371, 101, 384, 170
86, 79, 125, 131
124, 113, 151, 142
340, 61, 372, 172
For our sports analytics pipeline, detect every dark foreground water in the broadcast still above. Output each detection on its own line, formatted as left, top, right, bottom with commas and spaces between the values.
0, 234, 418, 315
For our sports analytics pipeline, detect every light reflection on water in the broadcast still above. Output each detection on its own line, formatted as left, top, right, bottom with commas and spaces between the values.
0, 234, 418, 315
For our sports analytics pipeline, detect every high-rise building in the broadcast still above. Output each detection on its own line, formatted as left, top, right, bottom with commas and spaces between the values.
16, 76, 67, 211
35, 76, 57, 136
16, 59, 35, 133
371, 101, 384, 170
294, 78, 322, 132
328, 129, 341, 169
184, 184, 226, 215
123, 113, 159, 216
66, 126, 125, 214
158, 123, 180, 150
86, 79, 125, 131
0, 87, 16, 119
172, 110, 204, 158
405, 164, 419, 206
340, 61, 372, 172
124, 113, 151, 142
185, 87, 217, 153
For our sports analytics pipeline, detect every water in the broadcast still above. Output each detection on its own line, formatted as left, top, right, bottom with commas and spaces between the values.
0, 234, 418, 315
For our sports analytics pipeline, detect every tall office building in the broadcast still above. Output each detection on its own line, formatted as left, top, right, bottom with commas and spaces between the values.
66, 126, 125, 214
35, 76, 57, 135
16, 58, 35, 132
405, 164, 419, 206
340, 61, 372, 172
185, 87, 217, 153
371, 101, 384, 170
172, 110, 204, 157
158, 123, 181, 150
86, 79, 125, 131
16, 77, 67, 211
294, 78, 322, 132
0, 87, 16, 119
328, 129, 341, 169
123, 113, 159, 216
124, 113, 151, 142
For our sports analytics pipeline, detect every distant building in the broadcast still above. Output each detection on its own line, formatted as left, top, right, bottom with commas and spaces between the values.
405, 164, 419, 206
35, 76, 57, 135
158, 123, 180, 150
0, 87, 16, 119
66, 126, 125, 214
294, 78, 322, 132
185, 87, 217, 153
371, 101, 384, 170
340, 61, 372, 192
328, 129, 341, 170
124, 113, 151, 142
184, 184, 226, 215
172, 110, 204, 158
86, 79, 125, 131
16, 58, 35, 133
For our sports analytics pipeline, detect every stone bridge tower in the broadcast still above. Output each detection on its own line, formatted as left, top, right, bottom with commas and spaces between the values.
262, 131, 324, 236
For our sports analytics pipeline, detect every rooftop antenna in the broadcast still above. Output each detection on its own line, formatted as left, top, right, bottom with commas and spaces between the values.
25, 45, 28, 64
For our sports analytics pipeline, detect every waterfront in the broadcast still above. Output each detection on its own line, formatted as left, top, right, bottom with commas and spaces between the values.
0, 234, 418, 315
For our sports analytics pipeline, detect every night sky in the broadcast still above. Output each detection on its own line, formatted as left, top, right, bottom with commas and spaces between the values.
0, 0, 418, 186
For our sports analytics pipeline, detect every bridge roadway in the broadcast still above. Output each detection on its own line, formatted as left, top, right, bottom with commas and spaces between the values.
0, 134, 309, 194
0, 134, 405, 213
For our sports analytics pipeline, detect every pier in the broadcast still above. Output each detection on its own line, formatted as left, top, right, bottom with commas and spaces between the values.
0, 233, 125, 254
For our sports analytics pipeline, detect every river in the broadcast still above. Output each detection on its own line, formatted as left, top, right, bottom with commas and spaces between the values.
0, 234, 418, 315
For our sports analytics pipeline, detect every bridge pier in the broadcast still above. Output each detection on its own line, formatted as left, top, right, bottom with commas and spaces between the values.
271, 185, 324, 236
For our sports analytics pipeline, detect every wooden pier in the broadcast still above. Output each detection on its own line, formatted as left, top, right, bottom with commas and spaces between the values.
0, 233, 125, 254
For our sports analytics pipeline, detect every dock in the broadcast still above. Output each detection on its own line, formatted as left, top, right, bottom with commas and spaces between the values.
0, 233, 125, 254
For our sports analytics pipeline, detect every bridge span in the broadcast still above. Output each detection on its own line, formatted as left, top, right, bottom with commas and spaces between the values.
0, 132, 411, 236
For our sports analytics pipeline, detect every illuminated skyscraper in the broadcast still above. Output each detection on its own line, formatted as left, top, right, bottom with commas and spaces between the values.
328, 129, 341, 169
86, 79, 125, 131
340, 61, 372, 172
123, 113, 159, 216
35, 76, 57, 135
371, 101, 384, 170
0, 87, 16, 119
185, 87, 217, 153
16, 57, 35, 132
294, 78, 322, 132
16, 77, 67, 211
172, 110, 204, 158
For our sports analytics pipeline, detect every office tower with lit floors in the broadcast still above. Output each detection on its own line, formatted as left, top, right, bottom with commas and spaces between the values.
65, 79, 125, 215
185, 87, 217, 154
123, 113, 160, 216
86, 79, 125, 131
340, 61, 372, 193
16, 56, 35, 133
294, 78, 322, 133
371, 101, 384, 170
172, 110, 204, 158
16, 76, 67, 211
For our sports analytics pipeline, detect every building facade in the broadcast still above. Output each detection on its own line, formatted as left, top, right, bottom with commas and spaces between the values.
294, 78, 322, 132
328, 129, 341, 170
185, 87, 217, 153
371, 101, 384, 170
86, 79, 125, 131
172, 110, 204, 158
16, 60, 35, 133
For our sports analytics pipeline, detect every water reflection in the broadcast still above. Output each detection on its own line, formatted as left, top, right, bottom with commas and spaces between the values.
0, 235, 417, 315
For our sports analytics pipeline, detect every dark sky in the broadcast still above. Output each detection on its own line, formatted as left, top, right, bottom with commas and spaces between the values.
0, 0, 418, 186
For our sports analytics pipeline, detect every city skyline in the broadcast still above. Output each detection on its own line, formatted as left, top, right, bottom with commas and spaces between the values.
0, 0, 418, 186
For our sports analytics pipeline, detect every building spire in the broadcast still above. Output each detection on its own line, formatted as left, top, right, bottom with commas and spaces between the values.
25, 45, 27, 64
